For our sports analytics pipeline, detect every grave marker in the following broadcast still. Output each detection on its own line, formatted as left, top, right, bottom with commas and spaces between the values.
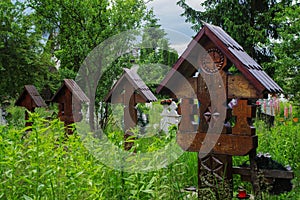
157, 22, 292, 199
51, 79, 89, 134
105, 68, 157, 150
15, 85, 47, 127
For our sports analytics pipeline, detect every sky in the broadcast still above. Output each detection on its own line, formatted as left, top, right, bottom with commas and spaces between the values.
147, 0, 204, 54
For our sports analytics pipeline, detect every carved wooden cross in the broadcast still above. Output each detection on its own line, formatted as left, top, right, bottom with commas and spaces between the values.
232, 99, 256, 136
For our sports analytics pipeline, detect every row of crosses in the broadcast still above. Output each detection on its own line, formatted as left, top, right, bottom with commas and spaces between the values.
15, 22, 294, 199
15, 79, 89, 134
104, 23, 294, 199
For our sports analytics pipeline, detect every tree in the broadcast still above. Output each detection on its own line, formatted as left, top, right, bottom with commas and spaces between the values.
28, 0, 147, 72
0, 0, 53, 100
28, 0, 150, 130
177, 0, 293, 76
138, 11, 178, 90
265, 3, 300, 101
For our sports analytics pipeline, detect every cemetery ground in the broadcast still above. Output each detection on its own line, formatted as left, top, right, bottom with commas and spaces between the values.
0, 103, 299, 200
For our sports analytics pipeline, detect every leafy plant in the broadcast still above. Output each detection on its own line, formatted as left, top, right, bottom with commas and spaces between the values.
0, 109, 299, 199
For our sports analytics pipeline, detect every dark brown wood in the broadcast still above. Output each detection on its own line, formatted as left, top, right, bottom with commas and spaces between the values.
105, 68, 157, 103
157, 23, 283, 95
51, 79, 89, 134
249, 149, 260, 198
198, 153, 232, 199
233, 167, 294, 180
15, 85, 47, 127
178, 98, 198, 133
105, 68, 157, 150
197, 75, 210, 133
232, 99, 256, 136
166, 75, 197, 99
203, 27, 266, 95
123, 84, 137, 150
15, 85, 47, 109
156, 22, 285, 199
228, 74, 260, 99
177, 132, 258, 156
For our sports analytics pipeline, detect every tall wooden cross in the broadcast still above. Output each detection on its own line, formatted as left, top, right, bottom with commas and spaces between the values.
105, 68, 157, 150
157, 22, 284, 199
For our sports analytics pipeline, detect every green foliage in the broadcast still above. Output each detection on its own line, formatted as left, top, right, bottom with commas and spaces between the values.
28, 0, 147, 72
177, 0, 300, 101
138, 12, 178, 90
5, 104, 25, 128
0, 0, 55, 99
1, 110, 300, 199
255, 120, 300, 199
0, 112, 198, 199
265, 3, 300, 102
256, 120, 299, 171
233, 120, 300, 199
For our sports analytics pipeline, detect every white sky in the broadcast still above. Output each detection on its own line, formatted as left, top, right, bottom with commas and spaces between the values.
147, 0, 205, 54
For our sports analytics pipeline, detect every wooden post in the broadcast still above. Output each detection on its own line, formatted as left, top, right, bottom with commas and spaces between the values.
232, 99, 259, 197
179, 98, 198, 133
123, 85, 137, 150
249, 149, 260, 198
155, 23, 283, 199
195, 73, 232, 199
198, 153, 232, 200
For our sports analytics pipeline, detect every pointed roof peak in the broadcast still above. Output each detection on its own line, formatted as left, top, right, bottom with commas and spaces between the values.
15, 85, 47, 108
105, 66, 157, 103
157, 22, 282, 94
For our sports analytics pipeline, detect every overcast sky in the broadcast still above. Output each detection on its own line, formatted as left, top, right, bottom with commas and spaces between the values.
147, 0, 204, 54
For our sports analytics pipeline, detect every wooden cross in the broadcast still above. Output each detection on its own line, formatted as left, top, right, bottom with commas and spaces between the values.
232, 99, 256, 136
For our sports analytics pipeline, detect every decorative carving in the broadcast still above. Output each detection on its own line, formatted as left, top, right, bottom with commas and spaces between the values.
201, 48, 226, 74
204, 106, 220, 127
200, 155, 224, 181
177, 132, 258, 155
198, 153, 233, 199
232, 99, 256, 135
228, 74, 259, 99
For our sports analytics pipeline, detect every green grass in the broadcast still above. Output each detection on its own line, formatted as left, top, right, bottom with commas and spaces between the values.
0, 106, 299, 199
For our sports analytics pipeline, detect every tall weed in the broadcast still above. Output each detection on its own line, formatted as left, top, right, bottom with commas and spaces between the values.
0, 111, 299, 199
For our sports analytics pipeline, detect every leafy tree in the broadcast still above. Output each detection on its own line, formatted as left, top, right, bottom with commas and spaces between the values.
138, 11, 178, 91
0, 0, 54, 100
28, 0, 147, 72
266, 3, 300, 101
28, 0, 150, 129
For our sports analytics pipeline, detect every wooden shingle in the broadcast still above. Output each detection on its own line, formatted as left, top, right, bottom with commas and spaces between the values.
157, 22, 283, 96
105, 68, 157, 103
51, 79, 89, 103
15, 85, 47, 109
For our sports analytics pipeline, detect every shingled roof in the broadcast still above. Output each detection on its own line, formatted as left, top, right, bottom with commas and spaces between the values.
157, 22, 283, 94
15, 85, 47, 108
51, 79, 89, 103
105, 68, 157, 103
